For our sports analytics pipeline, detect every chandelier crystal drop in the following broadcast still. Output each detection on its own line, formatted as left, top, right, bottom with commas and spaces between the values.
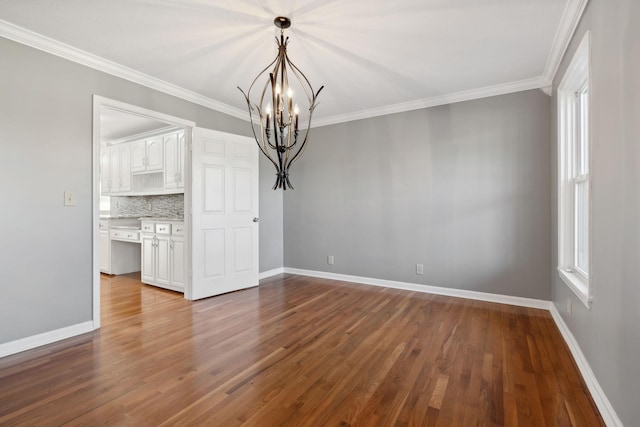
238, 16, 324, 190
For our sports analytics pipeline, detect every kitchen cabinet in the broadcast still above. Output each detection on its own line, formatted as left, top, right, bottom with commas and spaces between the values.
103, 127, 185, 196
169, 223, 185, 288
110, 144, 131, 193
99, 220, 110, 273
141, 221, 184, 292
100, 143, 131, 194
131, 137, 163, 172
100, 150, 110, 195
164, 130, 185, 190
100, 218, 141, 275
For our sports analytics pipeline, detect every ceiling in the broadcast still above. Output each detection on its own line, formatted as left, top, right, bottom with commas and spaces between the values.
100, 108, 173, 142
0, 0, 584, 126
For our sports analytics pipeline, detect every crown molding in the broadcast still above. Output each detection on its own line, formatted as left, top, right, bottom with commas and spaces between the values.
0, 19, 249, 122
312, 76, 548, 128
542, 0, 590, 84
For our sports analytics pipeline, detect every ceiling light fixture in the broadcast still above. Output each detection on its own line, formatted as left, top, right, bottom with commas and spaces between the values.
238, 16, 324, 190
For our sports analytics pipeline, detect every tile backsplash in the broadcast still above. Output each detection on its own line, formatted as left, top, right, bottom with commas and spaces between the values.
111, 194, 183, 218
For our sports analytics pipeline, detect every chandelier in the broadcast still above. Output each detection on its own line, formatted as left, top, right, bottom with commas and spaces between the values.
238, 16, 323, 190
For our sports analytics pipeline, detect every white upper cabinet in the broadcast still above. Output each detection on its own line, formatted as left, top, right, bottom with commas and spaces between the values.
101, 143, 131, 194
110, 144, 131, 193
131, 137, 164, 172
164, 130, 185, 190
100, 148, 111, 195
103, 127, 185, 196
146, 137, 164, 171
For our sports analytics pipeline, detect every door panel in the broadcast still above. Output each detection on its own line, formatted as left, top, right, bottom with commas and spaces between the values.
233, 227, 253, 273
190, 128, 259, 300
233, 168, 252, 212
203, 229, 225, 278
204, 165, 225, 212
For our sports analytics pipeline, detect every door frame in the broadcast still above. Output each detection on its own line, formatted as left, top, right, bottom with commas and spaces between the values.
92, 95, 195, 329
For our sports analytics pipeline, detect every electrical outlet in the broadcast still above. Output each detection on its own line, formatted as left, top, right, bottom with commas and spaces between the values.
567, 298, 572, 316
416, 264, 424, 275
64, 191, 77, 206
327, 255, 334, 265
146, 202, 152, 210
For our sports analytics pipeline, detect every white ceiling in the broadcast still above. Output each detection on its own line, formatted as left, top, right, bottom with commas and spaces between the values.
100, 108, 172, 142
0, 0, 584, 126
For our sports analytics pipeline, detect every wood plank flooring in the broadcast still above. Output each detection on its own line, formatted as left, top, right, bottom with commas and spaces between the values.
0, 273, 604, 426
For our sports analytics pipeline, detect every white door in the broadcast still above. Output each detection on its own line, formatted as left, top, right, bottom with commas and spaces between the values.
189, 128, 259, 300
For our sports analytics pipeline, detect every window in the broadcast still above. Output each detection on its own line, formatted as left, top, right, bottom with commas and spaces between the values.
558, 32, 591, 308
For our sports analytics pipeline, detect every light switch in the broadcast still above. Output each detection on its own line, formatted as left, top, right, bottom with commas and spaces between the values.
64, 191, 77, 206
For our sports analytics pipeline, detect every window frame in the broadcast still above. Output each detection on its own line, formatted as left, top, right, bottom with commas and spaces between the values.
557, 31, 592, 308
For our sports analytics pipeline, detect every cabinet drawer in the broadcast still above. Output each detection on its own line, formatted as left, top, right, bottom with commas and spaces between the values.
155, 223, 171, 234
110, 230, 140, 242
141, 222, 155, 233
172, 223, 185, 235
99, 220, 110, 230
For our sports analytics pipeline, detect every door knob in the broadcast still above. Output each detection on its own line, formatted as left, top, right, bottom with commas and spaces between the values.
253, 217, 260, 223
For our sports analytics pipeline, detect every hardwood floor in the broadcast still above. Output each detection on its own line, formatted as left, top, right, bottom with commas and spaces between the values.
0, 273, 603, 426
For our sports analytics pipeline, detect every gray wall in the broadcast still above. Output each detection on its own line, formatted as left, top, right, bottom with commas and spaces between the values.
551, 1, 640, 424
0, 36, 283, 344
284, 90, 551, 300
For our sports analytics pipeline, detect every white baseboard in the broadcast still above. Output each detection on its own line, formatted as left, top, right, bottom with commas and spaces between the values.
283, 267, 551, 310
259, 267, 285, 280
0, 321, 95, 359
549, 305, 623, 427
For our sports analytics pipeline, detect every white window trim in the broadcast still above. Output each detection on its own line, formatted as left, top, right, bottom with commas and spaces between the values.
557, 31, 592, 309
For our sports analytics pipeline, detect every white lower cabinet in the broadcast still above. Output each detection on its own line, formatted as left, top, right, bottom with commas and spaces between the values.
99, 228, 110, 273
100, 219, 141, 275
141, 221, 184, 292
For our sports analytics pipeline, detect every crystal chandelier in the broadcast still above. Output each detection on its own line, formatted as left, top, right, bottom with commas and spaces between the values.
238, 16, 323, 190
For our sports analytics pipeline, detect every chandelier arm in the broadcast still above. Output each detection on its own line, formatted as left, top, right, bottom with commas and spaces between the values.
286, 117, 314, 170
259, 54, 283, 113
247, 54, 279, 99
285, 86, 324, 151
286, 85, 323, 167
285, 55, 315, 103
238, 87, 279, 171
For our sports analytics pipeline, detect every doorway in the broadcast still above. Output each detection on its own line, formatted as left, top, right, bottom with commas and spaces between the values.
92, 96, 195, 329
93, 96, 260, 330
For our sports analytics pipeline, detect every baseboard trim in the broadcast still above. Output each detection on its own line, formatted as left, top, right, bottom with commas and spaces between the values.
0, 321, 95, 359
549, 305, 623, 427
259, 267, 285, 280
283, 267, 551, 310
